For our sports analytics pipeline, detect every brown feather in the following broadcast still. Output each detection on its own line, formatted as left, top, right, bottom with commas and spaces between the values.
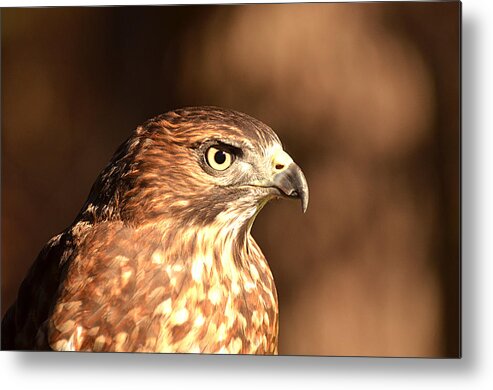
2, 107, 292, 354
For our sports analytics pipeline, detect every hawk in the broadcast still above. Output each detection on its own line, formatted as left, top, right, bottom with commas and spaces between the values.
1, 107, 308, 354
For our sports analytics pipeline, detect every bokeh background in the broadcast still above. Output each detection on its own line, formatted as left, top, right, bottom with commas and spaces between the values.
1, 2, 460, 357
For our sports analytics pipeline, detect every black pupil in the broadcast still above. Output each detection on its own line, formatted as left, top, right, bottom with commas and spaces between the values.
214, 150, 226, 165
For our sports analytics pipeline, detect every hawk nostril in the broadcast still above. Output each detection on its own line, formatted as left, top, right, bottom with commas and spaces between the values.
275, 164, 284, 171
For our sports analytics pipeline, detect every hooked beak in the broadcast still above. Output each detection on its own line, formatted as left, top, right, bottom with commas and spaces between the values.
271, 161, 309, 213
249, 148, 309, 213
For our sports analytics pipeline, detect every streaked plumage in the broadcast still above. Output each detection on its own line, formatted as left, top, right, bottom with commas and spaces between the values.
2, 107, 308, 353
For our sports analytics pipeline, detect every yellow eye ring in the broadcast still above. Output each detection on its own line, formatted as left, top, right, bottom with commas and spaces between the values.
206, 146, 233, 171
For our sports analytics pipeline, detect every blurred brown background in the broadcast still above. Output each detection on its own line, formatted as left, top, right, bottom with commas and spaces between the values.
1, 2, 460, 357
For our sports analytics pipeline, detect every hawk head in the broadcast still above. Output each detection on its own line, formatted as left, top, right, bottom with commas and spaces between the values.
80, 106, 308, 231
2, 106, 308, 353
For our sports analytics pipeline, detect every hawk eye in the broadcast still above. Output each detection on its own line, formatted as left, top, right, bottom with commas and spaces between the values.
206, 146, 233, 171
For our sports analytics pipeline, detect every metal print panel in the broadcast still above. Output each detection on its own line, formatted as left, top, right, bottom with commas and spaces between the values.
1, 1, 461, 357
